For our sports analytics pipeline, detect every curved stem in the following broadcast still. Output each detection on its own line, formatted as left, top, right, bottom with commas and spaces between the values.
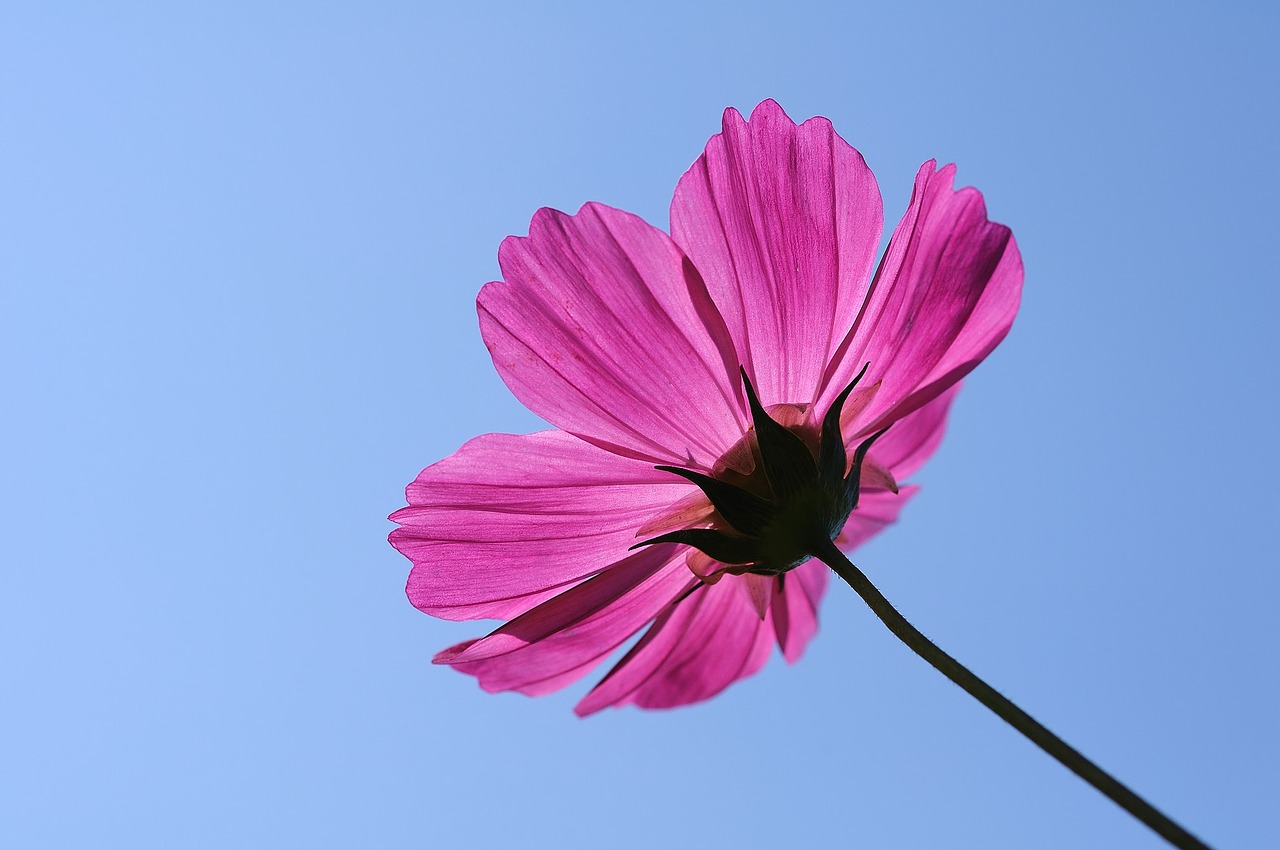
811, 538, 1212, 850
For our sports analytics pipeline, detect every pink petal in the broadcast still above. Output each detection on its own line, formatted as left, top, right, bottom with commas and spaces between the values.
478, 202, 745, 468
575, 576, 776, 715
739, 572, 774, 619
819, 161, 1023, 434
857, 455, 900, 494
838, 486, 919, 552
670, 99, 885, 410
867, 383, 958, 481
436, 547, 695, 696
772, 559, 829, 662
389, 430, 690, 621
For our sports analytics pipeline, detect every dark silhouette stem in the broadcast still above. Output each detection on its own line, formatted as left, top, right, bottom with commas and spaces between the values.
811, 538, 1212, 850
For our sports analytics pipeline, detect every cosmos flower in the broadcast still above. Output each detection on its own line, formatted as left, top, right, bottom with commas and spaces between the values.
390, 99, 1022, 715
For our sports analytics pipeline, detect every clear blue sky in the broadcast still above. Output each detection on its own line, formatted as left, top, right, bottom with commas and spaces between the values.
4, 2, 1277, 848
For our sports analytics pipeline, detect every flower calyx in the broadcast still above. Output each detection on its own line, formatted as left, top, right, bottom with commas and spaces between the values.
633, 364, 889, 577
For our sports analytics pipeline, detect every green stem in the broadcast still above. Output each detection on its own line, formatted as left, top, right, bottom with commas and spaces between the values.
811, 538, 1212, 850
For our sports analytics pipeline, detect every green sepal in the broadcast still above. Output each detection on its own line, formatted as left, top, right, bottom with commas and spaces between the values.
843, 427, 891, 508
630, 528, 759, 565
739, 367, 817, 500
817, 362, 870, 484
654, 465, 776, 536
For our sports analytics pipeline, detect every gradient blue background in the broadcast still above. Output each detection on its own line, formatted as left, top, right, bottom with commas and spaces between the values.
4, 3, 1277, 848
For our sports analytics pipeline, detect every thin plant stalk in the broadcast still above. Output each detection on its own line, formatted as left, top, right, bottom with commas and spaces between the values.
810, 537, 1212, 850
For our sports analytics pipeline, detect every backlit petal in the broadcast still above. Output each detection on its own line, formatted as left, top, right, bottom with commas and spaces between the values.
575, 576, 776, 715
819, 161, 1022, 433
867, 384, 958, 481
838, 486, 919, 552
671, 99, 884, 409
436, 547, 694, 696
740, 573, 774, 619
772, 560, 829, 663
390, 430, 689, 620
479, 202, 745, 468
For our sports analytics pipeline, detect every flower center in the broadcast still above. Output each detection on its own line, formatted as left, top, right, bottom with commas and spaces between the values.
633, 365, 889, 582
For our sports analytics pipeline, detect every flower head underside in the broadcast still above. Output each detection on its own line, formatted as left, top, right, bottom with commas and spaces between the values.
390, 99, 1022, 714
635, 364, 889, 578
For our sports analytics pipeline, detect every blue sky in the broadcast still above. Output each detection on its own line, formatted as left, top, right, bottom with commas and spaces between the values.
3, 2, 1277, 848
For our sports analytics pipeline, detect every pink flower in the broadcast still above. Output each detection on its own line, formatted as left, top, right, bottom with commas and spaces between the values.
390, 100, 1022, 715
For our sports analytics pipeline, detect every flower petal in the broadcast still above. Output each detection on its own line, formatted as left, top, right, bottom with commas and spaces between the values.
819, 161, 1022, 433
435, 547, 694, 696
772, 560, 829, 663
390, 430, 689, 621
740, 572, 774, 619
575, 576, 776, 715
867, 383, 958, 481
839, 485, 919, 552
478, 202, 745, 468
671, 99, 885, 409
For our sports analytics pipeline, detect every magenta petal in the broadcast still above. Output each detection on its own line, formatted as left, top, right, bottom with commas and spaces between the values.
437, 547, 694, 696
839, 486, 919, 552
772, 559, 829, 663
478, 202, 745, 468
575, 576, 776, 715
820, 161, 1023, 432
740, 573, 774, 619
390, 430, 690, 621
671, 99, 885, 409
867, 384, 958, 480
